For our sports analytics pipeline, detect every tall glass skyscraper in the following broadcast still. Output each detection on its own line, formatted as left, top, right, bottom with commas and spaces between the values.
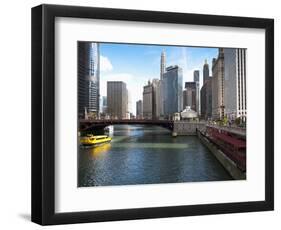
78, 42, 100, 118
200, 59, 212, 120
193, 70, 200, 113
163, 65, 183, 118
160, 51, 166, 80
203, 59, 210, 84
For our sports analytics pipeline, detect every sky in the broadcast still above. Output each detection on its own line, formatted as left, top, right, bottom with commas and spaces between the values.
99, 43, 218, 115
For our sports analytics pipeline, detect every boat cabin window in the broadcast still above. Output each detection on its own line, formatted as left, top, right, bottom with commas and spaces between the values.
96, 136, 107, 140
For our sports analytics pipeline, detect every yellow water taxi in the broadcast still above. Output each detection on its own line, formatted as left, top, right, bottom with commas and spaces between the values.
80, 134, 112, 147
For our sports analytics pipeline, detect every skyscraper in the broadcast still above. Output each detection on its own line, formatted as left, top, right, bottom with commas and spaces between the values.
143, 81, 154, 119
193, 70, 200, 82
183, 82, 197, 111
107, 81, 128, 119
125, 88, 129, 119
201, 78, 213, 119
136, 100, 143, 119
201, 59, 212, 120
163, 65, 183, 118
152, 79, 163, 119
224, 48, 247, 121
156, 51, 166, 118
203, 59, 210, 84
193, 70, 200, 113
206, 78, 213, 119
126, 89, 131, 119
212, 48, 225, 119
78, 42, 100, 118
99, 96, 107, 114
160, 51, 166, 80
200, 84, 207, 118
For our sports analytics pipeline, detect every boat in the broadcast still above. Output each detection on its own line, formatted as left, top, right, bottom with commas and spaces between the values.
80, 134, 112, 147
104, 125, 114, 134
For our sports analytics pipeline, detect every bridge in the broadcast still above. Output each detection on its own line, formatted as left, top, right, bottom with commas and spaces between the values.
79, 119, 245, 137
79, 119, 174, 131
80, 119, 207, 136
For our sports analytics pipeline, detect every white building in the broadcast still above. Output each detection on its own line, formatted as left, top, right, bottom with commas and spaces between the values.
224, 48, 247, 121
180, 106, 198, 120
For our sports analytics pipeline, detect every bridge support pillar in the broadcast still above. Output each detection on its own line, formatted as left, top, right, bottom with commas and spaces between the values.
172, 121, 206, 136
172, 132, 178, 137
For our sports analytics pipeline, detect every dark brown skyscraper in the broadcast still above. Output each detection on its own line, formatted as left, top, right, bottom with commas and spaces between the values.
107, 81, 128, 119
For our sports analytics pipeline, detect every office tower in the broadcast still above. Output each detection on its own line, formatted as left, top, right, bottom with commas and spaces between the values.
193, 70, 200, 113
163, 65, 183, 118
193, 70, 200, 82
107, 81, 128, 119
125, 87, 130, 119
200, 78, 212, 119
183, 82, 197, 111
206, 78, 213, 119
78, 42, 100, 118
203, 59, 210, 84
160, 51, 166, 80
126, 89, 131, 119
152, 79, 163, 119
143, 81, 154, 119
200, 84, 207, 118
201, 59, 213, 120
224, 48, 247, 121
157, 51, 166, 118
212, 48, 225, 119
99, 96, 107, 114
136, 100, 143, 119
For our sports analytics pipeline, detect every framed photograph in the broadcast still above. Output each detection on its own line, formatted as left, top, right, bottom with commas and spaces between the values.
31, 4, 274, 225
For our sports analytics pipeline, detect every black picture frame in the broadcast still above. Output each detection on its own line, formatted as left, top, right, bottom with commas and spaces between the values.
31, 4, 274, 225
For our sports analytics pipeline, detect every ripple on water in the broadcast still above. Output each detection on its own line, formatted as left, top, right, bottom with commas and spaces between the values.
78, 125, 232, 187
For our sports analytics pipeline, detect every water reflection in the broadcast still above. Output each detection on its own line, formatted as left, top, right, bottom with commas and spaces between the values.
90, 143, 111, 158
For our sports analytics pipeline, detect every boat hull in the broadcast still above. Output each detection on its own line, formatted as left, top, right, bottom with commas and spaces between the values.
80, 140, 111, 147
80, 134, 112, 148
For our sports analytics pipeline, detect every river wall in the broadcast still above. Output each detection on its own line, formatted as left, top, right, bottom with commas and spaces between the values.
197, 131, 246, 180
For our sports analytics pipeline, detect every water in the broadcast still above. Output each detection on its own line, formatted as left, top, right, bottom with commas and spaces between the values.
78, 125, 232, 187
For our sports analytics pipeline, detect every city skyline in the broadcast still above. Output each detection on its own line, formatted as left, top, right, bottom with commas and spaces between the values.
99, 43, 218, 115
78, 42, 247, 187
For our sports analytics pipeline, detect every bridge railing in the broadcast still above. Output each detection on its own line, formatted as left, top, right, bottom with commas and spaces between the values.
206, 124, 246, 137
79, 119, 174, 123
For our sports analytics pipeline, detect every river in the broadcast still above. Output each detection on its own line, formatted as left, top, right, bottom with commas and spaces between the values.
78, 125, 232, 187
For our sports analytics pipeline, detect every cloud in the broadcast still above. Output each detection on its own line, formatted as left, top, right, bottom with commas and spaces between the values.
100, 55, 113, 72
